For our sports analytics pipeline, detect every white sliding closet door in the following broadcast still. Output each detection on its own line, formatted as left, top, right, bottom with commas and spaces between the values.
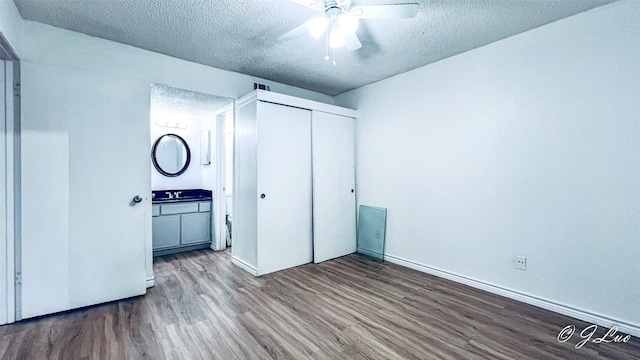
256, 101, 312, 275
312, 111, 356, 263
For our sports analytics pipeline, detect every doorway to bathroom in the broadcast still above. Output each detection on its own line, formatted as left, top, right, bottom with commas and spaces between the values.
220, 106, 234, 248
149, 84, 234, 258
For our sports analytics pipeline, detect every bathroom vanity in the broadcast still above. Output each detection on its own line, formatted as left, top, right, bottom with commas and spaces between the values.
152, 189, 212, 257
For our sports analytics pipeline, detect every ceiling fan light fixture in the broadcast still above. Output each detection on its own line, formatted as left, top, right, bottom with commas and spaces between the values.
338, 11, 358, 36
307, 16, 329, 39
280, 1, 420, 64
329, 26, 345, 48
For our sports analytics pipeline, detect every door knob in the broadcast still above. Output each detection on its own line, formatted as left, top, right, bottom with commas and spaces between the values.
260, 194, 266, 199
132, 195, 143, 203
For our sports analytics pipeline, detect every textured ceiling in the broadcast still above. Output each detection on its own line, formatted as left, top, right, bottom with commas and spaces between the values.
150, 84, 233, 120
13, 0, 614, 96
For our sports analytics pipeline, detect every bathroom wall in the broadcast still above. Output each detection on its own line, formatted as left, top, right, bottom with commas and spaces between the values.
150, 85, 234, 193
200, 116, 217, 192
150, 116, 203, 190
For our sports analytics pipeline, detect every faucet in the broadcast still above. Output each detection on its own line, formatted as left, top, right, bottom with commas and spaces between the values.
165, 191, 173, 199
174, 191, 182, 199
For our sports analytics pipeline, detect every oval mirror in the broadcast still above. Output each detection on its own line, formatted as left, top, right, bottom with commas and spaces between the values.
151, 134, 191, 177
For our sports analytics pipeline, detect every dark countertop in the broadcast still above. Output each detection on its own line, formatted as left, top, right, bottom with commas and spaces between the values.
152, 197, 212, 204
152, 189, 213, 204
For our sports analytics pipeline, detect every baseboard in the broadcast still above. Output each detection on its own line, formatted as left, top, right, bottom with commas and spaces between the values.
232, 256, 257, 276
384, 253, 640, 338
145, 277, 155, 288
153, 243, 210, 257
357, 247, 384, 260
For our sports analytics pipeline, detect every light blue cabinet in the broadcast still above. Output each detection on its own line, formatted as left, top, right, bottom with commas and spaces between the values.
152, 201, 211, 256
152, 215, 181, 249
182, 213, 210, 244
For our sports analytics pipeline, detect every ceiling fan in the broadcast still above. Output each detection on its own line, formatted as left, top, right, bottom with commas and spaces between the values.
279, 0, 419, 64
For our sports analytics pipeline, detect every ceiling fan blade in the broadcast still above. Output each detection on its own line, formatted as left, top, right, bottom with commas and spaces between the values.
336, 0, 352, 9
344, 32, 362, 52
278, 22, 309, 41
288, 0, 325, 11
351, 3, 419, 19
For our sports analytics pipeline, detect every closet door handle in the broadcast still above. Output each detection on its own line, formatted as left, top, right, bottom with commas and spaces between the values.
260, 193, 266, 199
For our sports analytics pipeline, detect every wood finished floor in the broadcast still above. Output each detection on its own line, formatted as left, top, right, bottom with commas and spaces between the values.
0, 249, 638, 359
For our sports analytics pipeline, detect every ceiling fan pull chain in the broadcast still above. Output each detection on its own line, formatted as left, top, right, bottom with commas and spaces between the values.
325, 31, 330, 61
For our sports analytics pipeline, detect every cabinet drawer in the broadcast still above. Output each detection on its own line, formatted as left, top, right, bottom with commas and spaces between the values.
198, 202, 210, 212
152, 205, 160, 217
161, 203, 199, 215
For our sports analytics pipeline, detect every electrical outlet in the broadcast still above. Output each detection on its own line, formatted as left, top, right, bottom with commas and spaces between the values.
516, 256, 527, 270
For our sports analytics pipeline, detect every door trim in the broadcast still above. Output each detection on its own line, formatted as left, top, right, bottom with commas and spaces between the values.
212, 102, 234, 251
0, 59, 8, 325
1, 29, 21, 325
1, 57, 20, 325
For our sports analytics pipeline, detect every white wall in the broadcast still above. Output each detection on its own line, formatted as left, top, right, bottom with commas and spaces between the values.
336, 1, 640, 335
0, 0, 23, 57
150, 117, 203, 190
200, 116, 217, 192
20, 21, 333, 104
14, 17, 333, 294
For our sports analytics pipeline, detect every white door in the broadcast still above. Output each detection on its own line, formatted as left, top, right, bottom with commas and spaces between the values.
312, 111, 356, 263
256, 101, 312, 275
20, 62, 148, 319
